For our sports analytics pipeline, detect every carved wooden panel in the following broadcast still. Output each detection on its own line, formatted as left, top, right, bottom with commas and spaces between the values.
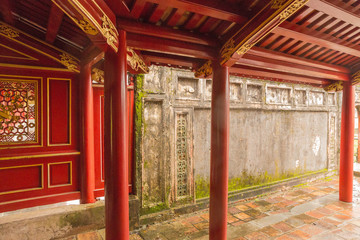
0, 79, 38, 144
48, 162, 72, 187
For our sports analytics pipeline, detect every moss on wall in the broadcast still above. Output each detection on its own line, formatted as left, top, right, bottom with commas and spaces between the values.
195, 169, 327, 199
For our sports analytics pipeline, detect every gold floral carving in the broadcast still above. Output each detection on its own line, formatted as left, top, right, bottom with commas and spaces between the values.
220, 39, 235, 63
74, 17, 98, 35
91, 68, 104, 84
324, 81, 343, 92
59, 53, 78, 72
0, 23, 20, 38
126, 47, 149, 73
279, 0, 309, 21
236, 43, 255, 55
194, 60, 213, 78
352, 71, 360, 85
271, 0, 287, 9
101, 15, 118, 51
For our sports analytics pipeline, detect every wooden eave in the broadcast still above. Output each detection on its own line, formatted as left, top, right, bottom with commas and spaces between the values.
1, 0, 360, 88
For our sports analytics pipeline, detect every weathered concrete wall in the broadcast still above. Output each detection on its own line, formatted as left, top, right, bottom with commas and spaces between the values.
137, 66, 340, 209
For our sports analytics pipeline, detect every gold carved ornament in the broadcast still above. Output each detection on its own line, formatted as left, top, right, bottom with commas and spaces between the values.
59, 53, 79, 72
271, 0, 288, 9
220, 39, 235, 63
101, 15, 118, 51
74, 17, 98, 35
126, 47, 149, 73
194, 60, 213, 78
236, 43, 255, 55
0, 23, 20, 39
279, 0, 309, 21
91, 68, 104, 84
324, 81, 343, 92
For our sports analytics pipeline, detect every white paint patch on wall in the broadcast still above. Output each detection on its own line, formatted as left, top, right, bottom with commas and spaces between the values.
312, 136, 321, 156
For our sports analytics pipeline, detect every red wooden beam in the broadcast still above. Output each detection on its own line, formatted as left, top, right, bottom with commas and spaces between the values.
141, 51, 199, 68
273, 21, 360, 58
105, 0, 132, 18
230, 64, 331, 85
126, 32, 217, 59
218, 0, 309, 67
0, 0, 14, 25
117, 18, 218, 47
239, 53, 349, 81
46, 3, 64, 43
145, 0, 248, 23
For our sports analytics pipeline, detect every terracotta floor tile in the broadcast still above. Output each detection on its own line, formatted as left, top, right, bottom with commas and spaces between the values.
315, 207, 334, 216
229, 206, 242, 214
322, 217, 343, 226
333, 213, 352, 221
77, 232, 101, 240
272, 222, 294, 232
227, 214, 239, 223
231, 220, 245, 226
244, 231, 269, 240
260, 226, 282, 237
234, 212, 252, 220
305, 210, 326, 219
299, 224, 325, 236
274, 234, 297, 240
185, 216, 205, 224
200, 213, 209, 221
235, 204, 250, 211
324, 204, 343, 212
288, 229, 311, 239
193, 221, 209, 230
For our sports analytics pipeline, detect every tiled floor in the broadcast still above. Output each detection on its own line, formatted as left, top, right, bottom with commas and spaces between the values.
71, 176, 360, 239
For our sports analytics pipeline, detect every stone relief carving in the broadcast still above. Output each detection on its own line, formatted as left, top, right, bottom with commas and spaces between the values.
266, 86, 291, 105
230, 83, 243, 102
294, 90, 307, 105
328, 93, 336, 106
355, 91, 360, 103
144, 66, 163, 92
309, 91, 325, 106
246, 84, 262, 103
328, 116, 336, 170
177, 78, 199, 99
176, 113, 189, 198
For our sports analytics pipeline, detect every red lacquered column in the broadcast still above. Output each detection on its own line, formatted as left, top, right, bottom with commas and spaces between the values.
80, 63, 95, 204
339, 80, 355, 202
104, 29, 129, 239
209, 62, 230, 240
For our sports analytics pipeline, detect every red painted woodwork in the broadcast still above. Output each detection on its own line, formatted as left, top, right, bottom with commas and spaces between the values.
145, 0, 247, 24
209, 62, 229, 240
339, 80, 355, 203
0, 66, 80, 212
93, 85, 134, 195
46, 3, 64, 43
48, 79, 70, 145
104, 29, 129, 240
0, 0, 14, 25
93, 87, 105, 191
117, 18, 218, 47
79, 64, 95, 204
0, 165, 42, 193
49, 163, 71, 186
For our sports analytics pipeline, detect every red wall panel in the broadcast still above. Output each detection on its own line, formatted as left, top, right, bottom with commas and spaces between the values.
49, 162, 71, 186
0, 165, 42, 194
48, 78, 70, 145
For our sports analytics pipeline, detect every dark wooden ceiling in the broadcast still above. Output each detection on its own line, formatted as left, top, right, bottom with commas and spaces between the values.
1, 0, 359, 86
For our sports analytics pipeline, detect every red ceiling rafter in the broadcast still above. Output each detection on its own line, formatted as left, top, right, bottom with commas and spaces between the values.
45, 3, 64, 43
0, 0, 14, 25
117, 18, 218, 47
144, 0, 248, 23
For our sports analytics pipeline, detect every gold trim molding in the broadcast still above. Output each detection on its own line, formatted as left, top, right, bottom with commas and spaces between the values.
59, 53, 79, 71
271, 0, 288, 9
194, 60, 213, 78
126, 47, 149, 73
279, 0, 309, 21
0, 23, 19, 39
74, 17, 98, 35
